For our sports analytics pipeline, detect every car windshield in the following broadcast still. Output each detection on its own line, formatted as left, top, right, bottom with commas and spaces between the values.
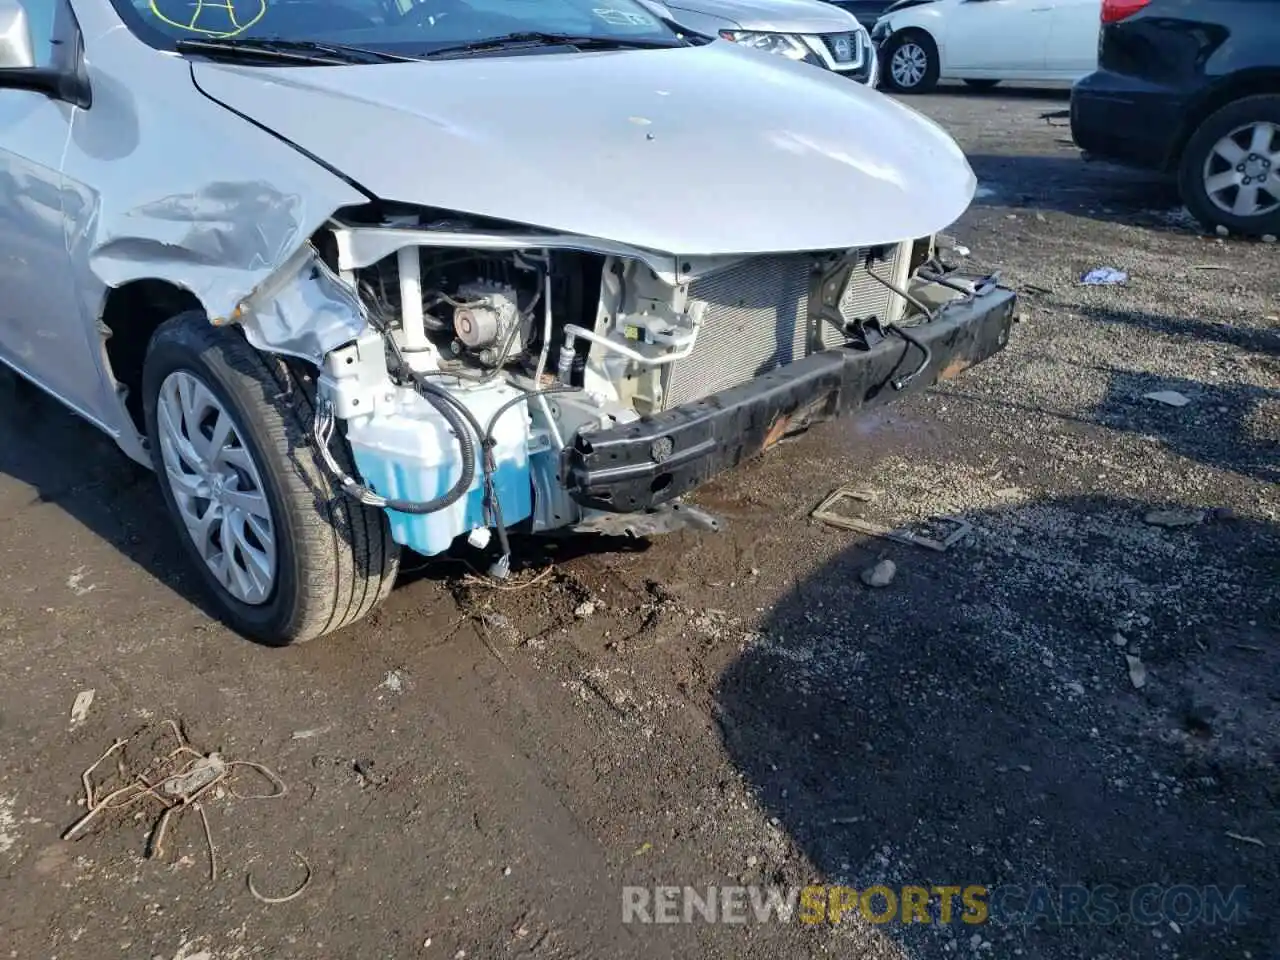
114, 0, 683, 57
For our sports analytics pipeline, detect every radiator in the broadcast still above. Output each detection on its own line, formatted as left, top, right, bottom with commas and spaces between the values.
663, 247, 902, 408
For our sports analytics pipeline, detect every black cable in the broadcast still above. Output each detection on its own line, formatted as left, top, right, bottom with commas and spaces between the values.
917, 268, 980, 297
313, 297, 475, 515
886, 325, 932, 391
373, 386, 477, 515
320, 282, 578, 574
409, 379, 493, 514
405, 376, 515, 572
864, 262, 934, 391
477, 385, 581, 570
484, 385, 580, 440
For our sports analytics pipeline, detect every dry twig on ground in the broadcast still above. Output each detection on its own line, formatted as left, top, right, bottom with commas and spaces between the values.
63, 719, 287, 884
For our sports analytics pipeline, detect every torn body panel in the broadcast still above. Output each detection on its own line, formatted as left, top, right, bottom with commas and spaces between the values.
50, 20, 363, 460
230, 243, 369, 365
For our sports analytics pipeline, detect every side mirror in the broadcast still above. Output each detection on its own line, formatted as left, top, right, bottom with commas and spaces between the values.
0, 0, 90, 106
0, 0, 37, 69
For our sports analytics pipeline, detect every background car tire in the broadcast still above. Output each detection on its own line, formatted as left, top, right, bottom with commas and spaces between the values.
143, 312, 400, 646
962, 79, 1000, 90
1178, 94, 1280, 237
881, 30, 939, 94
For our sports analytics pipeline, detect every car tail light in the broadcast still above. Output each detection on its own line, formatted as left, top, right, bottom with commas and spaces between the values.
1101, 0, 1151, 22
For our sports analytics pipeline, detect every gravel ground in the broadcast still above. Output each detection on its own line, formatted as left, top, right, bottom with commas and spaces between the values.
0, 83, 1276, 960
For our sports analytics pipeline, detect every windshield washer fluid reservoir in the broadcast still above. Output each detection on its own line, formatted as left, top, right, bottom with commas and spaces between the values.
344, 380, 534, 556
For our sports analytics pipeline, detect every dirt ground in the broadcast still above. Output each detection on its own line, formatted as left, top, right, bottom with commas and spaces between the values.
1, 84, 1277, 960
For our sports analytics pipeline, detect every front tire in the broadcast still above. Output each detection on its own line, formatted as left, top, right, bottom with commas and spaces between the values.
881, 30, 939, 94
143, 312, 400, 645
1178, 94, 1280, 237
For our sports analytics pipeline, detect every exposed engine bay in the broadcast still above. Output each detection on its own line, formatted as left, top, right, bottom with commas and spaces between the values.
299, 210, 1007, 578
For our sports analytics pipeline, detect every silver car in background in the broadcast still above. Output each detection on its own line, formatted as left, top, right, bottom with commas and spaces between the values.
0, 0, 1014, 645
645, 0, 878, 83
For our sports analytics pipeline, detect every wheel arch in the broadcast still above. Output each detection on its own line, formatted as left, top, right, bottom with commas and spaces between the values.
882, 25, 942, 88
892, 24, 940, 54
1164, 70, 1280, 172
99, 279, 206, 436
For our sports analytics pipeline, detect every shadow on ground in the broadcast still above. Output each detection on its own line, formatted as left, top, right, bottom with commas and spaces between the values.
0, 369, 217, 614
967, 153, 1191, 232
937, 320, 1280, 485
1080, 305, 1280, 359
0, 367, 658, 624
1090, 368, 1280, 485
921, 82, 1073, 102
716, 493, 1279, 959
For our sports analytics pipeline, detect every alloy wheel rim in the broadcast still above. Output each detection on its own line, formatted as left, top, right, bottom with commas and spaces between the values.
157, 370, 277, 605
1202, 121, 1280, 219
891, 42, 927, 88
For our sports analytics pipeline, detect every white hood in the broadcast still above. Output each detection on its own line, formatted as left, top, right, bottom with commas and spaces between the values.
193, 42, 974, 256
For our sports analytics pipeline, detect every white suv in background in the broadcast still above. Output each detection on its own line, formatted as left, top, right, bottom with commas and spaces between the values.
644, 0, 880, 84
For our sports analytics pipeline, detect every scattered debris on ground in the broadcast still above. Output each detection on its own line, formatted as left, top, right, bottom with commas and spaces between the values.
247, 851, 313, 903
1143, 390, 1192, 408
290, 726, 332, 740
1080, 267, 1128, 285
379, 670, 405, 694
69, 690, 95, 726
63, 720, 286, 883
66, 566, 97, 597
1125, 654, 1148, 690
1225, 832, 1266, 848
1143, 506, 1234, 527
1143, 507, 1206, 527
811, 485, 971, 552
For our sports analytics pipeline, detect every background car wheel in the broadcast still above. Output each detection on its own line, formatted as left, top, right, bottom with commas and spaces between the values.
962, 79, 1000, 90
143, 311, 400, 645
1178, 94, 1280, 237
881, 30, 939, 94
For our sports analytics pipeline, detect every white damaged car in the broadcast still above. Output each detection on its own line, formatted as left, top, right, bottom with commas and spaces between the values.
0, 0, 1016, 644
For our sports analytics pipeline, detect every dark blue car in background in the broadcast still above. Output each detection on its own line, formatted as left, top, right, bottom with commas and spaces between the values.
823, 0, 897, 28
1070, 0, 1280, 237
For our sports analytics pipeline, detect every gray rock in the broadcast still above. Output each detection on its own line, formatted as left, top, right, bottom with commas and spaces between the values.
1125, 654, 1148, 689
1143, 390, 1191, 408
860, 559, 897, 588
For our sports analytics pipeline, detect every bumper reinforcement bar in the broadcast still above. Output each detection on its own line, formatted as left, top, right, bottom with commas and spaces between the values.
564, 283, 1017, 513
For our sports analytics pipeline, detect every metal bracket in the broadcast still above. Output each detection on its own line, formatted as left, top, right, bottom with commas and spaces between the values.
844, 315, 888, 350
808, 251, 860, 347
811, 485, 971, 552
570, 500, 723, 538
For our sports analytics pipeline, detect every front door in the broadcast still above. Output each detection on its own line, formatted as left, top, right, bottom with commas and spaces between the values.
0, 0, 108, 419
945, 0, 1054, 74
